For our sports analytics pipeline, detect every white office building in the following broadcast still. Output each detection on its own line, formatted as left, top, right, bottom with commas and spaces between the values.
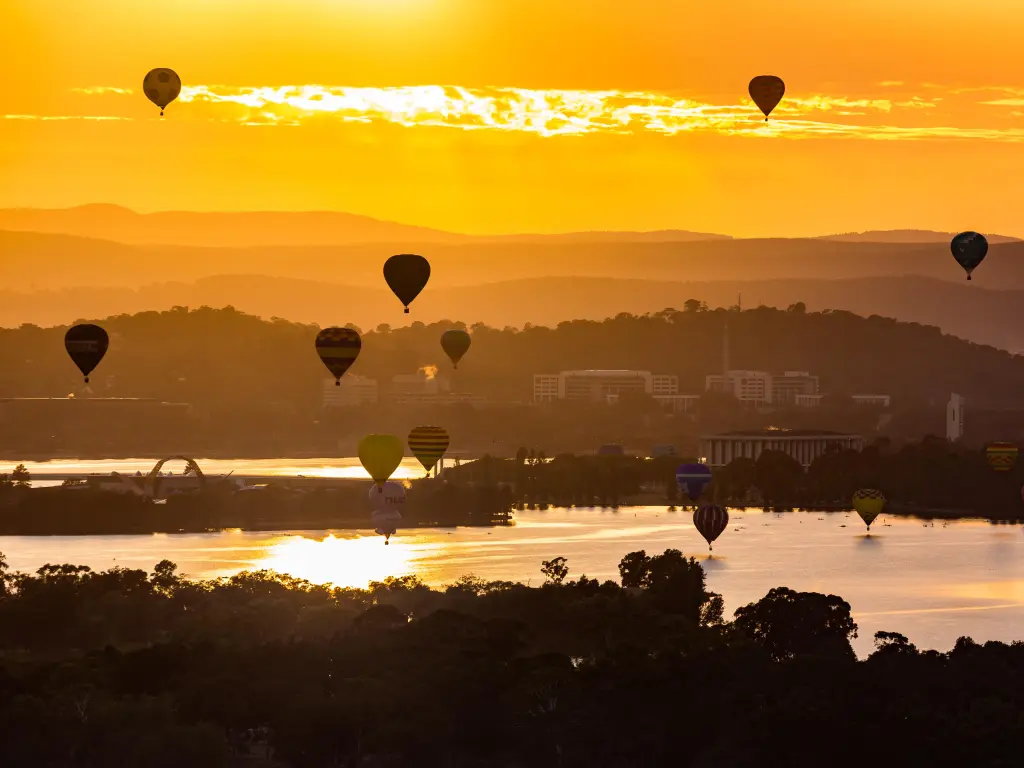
323, 375, 378, 408
795, 393, 891, 408
705, 370, 773, 405
947, 393, 965, 441
533, 370, 679, 404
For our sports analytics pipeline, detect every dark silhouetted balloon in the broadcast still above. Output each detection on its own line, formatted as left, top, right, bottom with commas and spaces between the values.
383, 254, 430, 313
315, 327, 361, 385
693, 504, 729, 551
748, 75, 785, 121
65, 324, 109, 384
408, 425, 450, 475
675, 463, 712, 502
951, 231, 988, 281
440, 329, 471, 369
143, 68, 182, 116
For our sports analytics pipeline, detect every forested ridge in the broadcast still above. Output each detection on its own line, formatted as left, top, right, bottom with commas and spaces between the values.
0, 550, 1022, 767
1, 303, 1022, 408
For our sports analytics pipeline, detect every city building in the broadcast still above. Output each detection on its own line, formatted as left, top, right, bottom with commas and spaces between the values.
391, 369, 451, 397
947, 392, 965, 441
322, 375, 378, 408
699, 429, 864, 469
532, 370, 679, 404
771, 371, 820, 405
796, 393, 891, 408
851, 394, 890, 407
705, 370, 773, 405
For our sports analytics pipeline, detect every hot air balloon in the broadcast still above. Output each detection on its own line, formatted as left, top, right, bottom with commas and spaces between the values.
143, 68, 182, 116
370, 481, 406, 544
748, 75, 785, 121
675, 463, 712, 503
951, 232, 988, 281
383, 254, 430, 314
358, 434, 404, 486
693, 504, 729, 551
408, 426, 450, 476
986, 442, 1019, 471
852, 489, 886, 531
315, 327, 361, 386
441, 329, 471, 369
64, 324, 109, 384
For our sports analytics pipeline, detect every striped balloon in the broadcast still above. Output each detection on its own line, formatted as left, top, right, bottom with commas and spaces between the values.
693, 504, 729, 551
852, 488, 886, 530
315, 327, 361, 385
675, 463, 712, 502
408, 426, 450, 474
986, 442, 1019, 471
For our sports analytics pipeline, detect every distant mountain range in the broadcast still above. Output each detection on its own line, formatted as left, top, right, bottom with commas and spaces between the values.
0, 205, 1017, 247
1, 273, 1022, 354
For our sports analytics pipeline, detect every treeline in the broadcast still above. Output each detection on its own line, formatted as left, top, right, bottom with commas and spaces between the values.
448, 437, 1024, 519
0, 478, 513, 536
1, 550, 1022, 766
3, 303, 1024, 410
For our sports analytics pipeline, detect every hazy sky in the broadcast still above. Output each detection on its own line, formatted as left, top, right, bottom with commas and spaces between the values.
3, 0, 1024, 236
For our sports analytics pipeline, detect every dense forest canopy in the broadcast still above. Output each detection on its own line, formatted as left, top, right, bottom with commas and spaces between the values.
0, 304, 1021, 409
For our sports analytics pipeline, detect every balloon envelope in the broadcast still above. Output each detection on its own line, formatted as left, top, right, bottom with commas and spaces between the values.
986, 442, 1018, 471
441, 329, 471, 369
693, 505, 729, 550
408, 426, 450, 474
315, 327, 361, 384
369, 481, 406, 515
675, 463, 712, 502
64, 324, 109, 383
143, 68, 182, 115
748, 75, 785, 120
383, 254, 430, 313
358, 434, 404, 485
852, 488, 886, 529
951, 232, 988, 280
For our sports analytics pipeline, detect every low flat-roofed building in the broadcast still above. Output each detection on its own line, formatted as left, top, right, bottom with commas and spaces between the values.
699, 428, 863, 469
323, 375, 378, 407
533, 369, 679, 404
851, 394, 891, 407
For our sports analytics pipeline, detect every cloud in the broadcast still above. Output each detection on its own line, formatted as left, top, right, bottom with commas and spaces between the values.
12, 82, 1024, 142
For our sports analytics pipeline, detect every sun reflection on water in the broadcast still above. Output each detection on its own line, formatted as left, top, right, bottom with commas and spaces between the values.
257, 533, 446, 588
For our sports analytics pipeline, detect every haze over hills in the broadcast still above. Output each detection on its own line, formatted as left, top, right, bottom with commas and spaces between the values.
1, 206, 1016, 248
2, 273, 1023, 354
6, 229, 1024, 292
816, 230, 1020, 244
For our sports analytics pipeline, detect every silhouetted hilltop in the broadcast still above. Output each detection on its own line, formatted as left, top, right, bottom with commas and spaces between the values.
1, 304, 1022, 410
6, 230, 1024, 293
1, 274, 1023, 353
0, 206, 729, 248
818, 229, 1020, 244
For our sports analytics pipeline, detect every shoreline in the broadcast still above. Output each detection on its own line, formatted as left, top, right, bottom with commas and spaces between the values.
1, 505, 1018, 539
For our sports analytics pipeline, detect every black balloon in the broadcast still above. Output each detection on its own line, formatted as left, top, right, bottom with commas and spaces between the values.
950, 231, 988, 281
383, 254, 430, 313
65, 324, 109, 383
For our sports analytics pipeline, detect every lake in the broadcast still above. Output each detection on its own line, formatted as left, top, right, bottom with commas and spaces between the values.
2, 506, 1023, 657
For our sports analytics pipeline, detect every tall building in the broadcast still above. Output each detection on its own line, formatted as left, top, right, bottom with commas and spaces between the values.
771, 371, 820, 405
704, 370, 773, 405
532, 370, 679, 404
947, 393, 965, 441
323, 375, 378, 408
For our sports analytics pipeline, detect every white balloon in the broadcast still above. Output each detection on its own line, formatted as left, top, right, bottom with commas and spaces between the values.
369, 481, 406, 514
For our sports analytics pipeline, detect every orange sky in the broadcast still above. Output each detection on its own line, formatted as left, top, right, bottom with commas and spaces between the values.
3, 0, 1024, 236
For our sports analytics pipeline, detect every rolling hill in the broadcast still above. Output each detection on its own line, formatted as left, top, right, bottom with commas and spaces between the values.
1, 274, 1023, 354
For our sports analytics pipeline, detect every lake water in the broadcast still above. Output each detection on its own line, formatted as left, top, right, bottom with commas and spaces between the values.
3, 457, 431, 486
2, 505, 1023, 657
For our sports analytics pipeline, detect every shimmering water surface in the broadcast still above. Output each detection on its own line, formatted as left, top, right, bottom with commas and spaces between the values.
3, 501, 1023, 657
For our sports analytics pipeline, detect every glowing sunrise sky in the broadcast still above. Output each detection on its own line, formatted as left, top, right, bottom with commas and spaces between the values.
3, 0, 1024, 236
